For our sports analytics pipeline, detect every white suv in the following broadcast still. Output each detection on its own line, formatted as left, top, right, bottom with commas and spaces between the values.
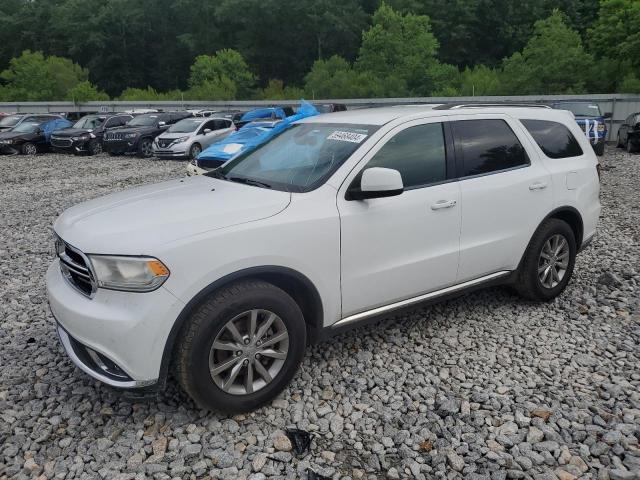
46, 105, 600, 412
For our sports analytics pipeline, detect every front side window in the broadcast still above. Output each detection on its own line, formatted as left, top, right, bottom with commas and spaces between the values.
453, 119, 529, 177
360, 123, 447, 189
74, 116, 104, 129
521, 119, 583, 159
216, 123, 378, 192
127, 115, 158, 127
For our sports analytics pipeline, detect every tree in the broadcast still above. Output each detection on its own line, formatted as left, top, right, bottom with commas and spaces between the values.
356, 3, 457, 96
188, 50, 255, 99
0, 50, 98, 101
258, 79, 305, 100
456, 65, 502, 96
67, 81, 109, 102
501, 11, 594, 94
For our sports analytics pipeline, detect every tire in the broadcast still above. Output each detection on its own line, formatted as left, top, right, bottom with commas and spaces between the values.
514, 219, 576, 301
22, 143, 37, 155
616, 132, 623, 148
627, 137, 638, 154
175, 280, 306, 413
593, 141, 605, 156
137, 138, 153, 158
189, 143, 202, 160
88, 140, 103, 156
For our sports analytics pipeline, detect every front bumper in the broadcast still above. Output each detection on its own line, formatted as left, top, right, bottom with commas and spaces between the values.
103, 139, 138, 154
0, 144, 20, 155
154, 147, 188, 158
46, 260, 185, 387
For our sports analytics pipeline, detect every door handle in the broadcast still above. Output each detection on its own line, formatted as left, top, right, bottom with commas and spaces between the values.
529, 182, 548, 191
430, 200, 457, 210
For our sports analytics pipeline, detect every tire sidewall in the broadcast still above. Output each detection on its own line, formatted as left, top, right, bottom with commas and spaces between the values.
182, 284, 306, 412
138, 138, 153, 158
527, 220, 576, 300
22, 143, 37, 155
189, 143, 201, 159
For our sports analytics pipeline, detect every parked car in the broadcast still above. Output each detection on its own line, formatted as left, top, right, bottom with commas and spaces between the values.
47, 105, 600, 412
615, 112, 640, 153
102, 112, 192, 158
551, 102, 610, 156
0, 117, 72, 155
0, 113, 63, 132
234, 106, 295, 129
313, 103, 347, 113
188, 101, 319, 175
153, 117, 235, 159
50, 113, 134, 156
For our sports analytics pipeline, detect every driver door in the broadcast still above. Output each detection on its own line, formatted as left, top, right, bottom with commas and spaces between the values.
337, 120, 461, 317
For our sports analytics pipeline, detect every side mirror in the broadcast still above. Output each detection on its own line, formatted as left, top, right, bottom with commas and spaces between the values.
203, 128, 212, 134
603, 112, 612, 119
348, 167, 404, 200
158, 121, 167, 128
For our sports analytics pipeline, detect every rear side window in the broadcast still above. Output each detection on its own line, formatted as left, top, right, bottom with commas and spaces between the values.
521, 119, 583, 158
453, 119, 529, 177
364, 123, 447, 188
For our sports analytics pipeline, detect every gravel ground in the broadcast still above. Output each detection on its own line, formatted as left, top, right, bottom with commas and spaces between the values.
0, 148, 639, 480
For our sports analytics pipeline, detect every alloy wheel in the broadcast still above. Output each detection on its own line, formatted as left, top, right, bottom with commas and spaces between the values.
538, 234, 570, 289
24, 144, 37, 155
209, 309, 289, 395
190, 144, 201, 159
141, 140, 153, 157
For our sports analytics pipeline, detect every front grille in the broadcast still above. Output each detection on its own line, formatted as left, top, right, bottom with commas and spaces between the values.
56, 236, 97, 297
158, 138, 173, 148
105, 132, 124, 141
51, 137, 73, 147
196, 158, 226, 170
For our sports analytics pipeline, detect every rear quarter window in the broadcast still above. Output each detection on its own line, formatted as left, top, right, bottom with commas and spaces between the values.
521, 119, 583, 159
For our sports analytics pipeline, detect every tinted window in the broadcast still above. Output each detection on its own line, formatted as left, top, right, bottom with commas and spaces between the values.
453, 119, 529, 177
521, 119, 583, 159
363, 123, 447, 188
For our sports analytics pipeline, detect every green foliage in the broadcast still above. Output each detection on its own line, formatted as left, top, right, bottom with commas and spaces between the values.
456, 65, 502, 96
257, 80, 305, 100
67, 81, 109, 102
0, 50, 103, 101
188, 50, 255, 99
588, 0, 640, 68
618, 73, 640, 93
356, 3, 456, 96
501, 11, 594, 94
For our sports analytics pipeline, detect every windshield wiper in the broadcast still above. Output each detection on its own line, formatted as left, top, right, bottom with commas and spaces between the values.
227, 176, 272, 189
210, 170, 227, 180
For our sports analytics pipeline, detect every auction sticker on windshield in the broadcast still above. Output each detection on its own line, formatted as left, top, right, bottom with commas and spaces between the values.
327, 131, 368, 143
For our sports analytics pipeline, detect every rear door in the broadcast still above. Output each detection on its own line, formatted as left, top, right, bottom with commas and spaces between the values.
452, 115, 553, 282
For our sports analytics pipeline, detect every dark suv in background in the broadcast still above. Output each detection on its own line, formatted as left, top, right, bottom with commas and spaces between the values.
616, 112, 640, 153
51, 113, 133, 155
103, 112, 192, 157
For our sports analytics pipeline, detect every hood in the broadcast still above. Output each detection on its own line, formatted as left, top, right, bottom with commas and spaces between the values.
52, 128, 91, 137
157, 132, 193, 141
110, 125, 155, 134
0, 131, 29, 140
54, 175, 291, 254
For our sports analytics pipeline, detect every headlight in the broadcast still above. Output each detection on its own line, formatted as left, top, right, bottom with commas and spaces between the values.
174, 136, 190, 144
88, 255, 170, 292
597, 124, 605, 132
125, 133, 138, 139
72, 135, 90, 141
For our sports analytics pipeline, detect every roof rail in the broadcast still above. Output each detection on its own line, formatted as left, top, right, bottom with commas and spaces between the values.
434, 103, 551, 110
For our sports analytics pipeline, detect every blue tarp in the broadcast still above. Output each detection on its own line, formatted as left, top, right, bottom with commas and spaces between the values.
197, 101, 319, 162
240, 107, 286, 123
43, 118, 72, 141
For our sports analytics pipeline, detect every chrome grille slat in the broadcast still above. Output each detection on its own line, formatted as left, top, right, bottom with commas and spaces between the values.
55, 236, 97, 298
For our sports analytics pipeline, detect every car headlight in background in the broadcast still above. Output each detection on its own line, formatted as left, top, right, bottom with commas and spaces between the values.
72, 135, 90, 141
88, 255, 170, 292
173, 136, 190, 144
597, 124, 605, 132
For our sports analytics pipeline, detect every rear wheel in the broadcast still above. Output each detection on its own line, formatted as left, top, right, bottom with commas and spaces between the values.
138, 138, 153, 158
593, 141, 605, 156
627, 137, 638, 154
616, 132, 623, 148
189, 143, 202, 159
175, 280, 306, 412
515, 219, 576, 301
22, 143, 37, 155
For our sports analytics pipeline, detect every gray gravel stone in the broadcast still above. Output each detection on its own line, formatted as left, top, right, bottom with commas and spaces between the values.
0, 148, 638, 479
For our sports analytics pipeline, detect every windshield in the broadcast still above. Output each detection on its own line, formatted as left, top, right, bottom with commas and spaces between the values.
0, 115, 22, 127
168, 118, 204, 133
73, 115, 104, 129
557, 103, 602, 117
12, 122, 40, 133
127, 114, 159, 127
215, 123, 378, 192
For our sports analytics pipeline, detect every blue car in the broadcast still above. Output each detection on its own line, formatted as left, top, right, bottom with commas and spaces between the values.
190, 101, 319, 174
551, 102, 610, 156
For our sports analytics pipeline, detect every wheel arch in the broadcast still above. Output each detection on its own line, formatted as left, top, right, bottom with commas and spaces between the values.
157, 266, 324, 386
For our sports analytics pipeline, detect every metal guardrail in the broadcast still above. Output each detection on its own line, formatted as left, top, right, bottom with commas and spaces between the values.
2, 94, 639, 140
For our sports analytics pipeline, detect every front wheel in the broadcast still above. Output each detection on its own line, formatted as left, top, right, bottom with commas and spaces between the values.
515, 219, 576, 301
137, 138, 153, 158
593, 141, 605, 156
22, 143, 37, 155
616, 132, 623, 148
88, 140, 103, 156
175, 280, 306, 412
189, 143, 202, 160
627, 137, 638, 154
